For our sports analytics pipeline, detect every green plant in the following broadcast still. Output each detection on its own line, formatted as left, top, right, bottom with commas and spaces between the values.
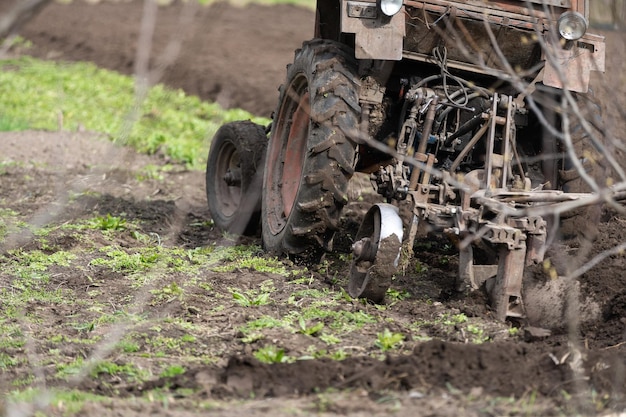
443, 313, 468, 326
239, 316, 286, 335
0, 57, 268, 168
0, 352, 18, 369
88, 214, 126, 231
151, 282, 184, 303
375, 329, 404, 352
231, 290, 270, 306
254, 345, 290, 364
90, 361, 146, 382
414, 261, 428, 274
0, 114, 29, 131
296, 317, 324, 336
230, 286, 272, 306
118, 339, 140, 353
136, 164, 166, 181
386, 288, 410, 303
319, 333, 341, 345
160, 365, 186, 378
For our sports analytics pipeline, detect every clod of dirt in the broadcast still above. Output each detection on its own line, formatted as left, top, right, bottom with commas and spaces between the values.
522, 268, 601, 330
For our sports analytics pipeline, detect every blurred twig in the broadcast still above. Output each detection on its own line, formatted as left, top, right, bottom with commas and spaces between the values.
0, 0, 52, 40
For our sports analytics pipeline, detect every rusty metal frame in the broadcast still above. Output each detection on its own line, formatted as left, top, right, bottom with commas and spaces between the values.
340, 0, 405, 60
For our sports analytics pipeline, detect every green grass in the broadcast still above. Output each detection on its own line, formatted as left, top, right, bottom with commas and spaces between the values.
0, 57, 268, 169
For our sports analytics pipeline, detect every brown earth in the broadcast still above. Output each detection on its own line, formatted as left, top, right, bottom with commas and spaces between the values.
1, 1, 626, 416
12, 0, 314, 117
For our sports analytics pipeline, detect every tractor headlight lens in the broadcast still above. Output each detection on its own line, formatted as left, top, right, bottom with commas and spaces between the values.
558, 11, 588, 41
379, 0, 402, 17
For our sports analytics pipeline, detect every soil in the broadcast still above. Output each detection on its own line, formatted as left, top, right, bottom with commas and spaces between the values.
10, 0, 313, 117
1, 1, 625, 416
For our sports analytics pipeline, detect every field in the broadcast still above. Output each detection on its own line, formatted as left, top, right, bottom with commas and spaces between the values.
1, 1, 625, 416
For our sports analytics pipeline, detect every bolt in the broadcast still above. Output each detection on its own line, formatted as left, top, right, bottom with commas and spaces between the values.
223, 169, 241, 186
352, 237, 373, 261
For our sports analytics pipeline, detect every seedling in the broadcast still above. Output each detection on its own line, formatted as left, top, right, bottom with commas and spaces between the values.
375, 329, 404, 352
230, 288, 271, 306
160, 365, 186, 378
89, 214, 126, 231
151, 282, 184, 303
297, 317, 324, 336
254, 345, 290, 364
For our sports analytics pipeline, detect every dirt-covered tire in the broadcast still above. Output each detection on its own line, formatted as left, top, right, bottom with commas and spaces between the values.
206, 121, 267, 236
557, 91, 605, 240
262, 39, 361, 261
558, 91, 604, 194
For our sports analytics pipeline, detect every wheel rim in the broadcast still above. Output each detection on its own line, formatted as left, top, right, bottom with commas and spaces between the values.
214, 140, 241, 218
265, 75, 310, 235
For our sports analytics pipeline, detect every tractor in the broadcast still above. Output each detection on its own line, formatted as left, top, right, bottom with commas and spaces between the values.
206, 0, 609, 324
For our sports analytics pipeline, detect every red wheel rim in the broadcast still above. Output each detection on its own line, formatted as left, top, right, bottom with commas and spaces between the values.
265, 76, 310, 235
281, 91, 309, 218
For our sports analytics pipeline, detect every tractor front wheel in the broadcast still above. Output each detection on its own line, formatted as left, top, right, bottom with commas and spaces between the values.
206, 121, 267, 236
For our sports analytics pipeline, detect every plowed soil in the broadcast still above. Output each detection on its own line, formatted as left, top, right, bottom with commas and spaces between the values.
1, 1, 625, 416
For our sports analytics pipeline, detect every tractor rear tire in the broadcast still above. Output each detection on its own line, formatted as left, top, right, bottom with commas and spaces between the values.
262, 40, 361, 261
558, 91, 605, 241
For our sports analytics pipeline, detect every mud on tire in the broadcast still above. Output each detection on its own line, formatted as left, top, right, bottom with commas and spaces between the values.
558, 91, 605, 240
262, 40, 361, 261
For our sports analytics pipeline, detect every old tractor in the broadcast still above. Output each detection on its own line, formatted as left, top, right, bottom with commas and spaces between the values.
206, 0, 608, 323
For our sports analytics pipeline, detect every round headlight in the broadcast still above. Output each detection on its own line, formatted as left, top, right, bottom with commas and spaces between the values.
558, 11, 588, 41
380, 0, 402, 17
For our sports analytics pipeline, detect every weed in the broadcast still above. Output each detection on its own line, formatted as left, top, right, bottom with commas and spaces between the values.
90, 246, 167, 276
241, 333, 265, 344
88, 214, 127, 231
151, 282, 184, 303
296, 317, 324, 336
56, 358, 85, 379
231, 289, 270, 306
72, 321, 96, 333
239, 316, 287, 337
443, 313, 468, 325
0, 352, 19, 369
466, 324, 489, 344
319, 333, 341, 345
118, 339, 140, 353
213, 252, 288, 275
375, 329, 405, 352
329, 349, 348, 361
386, 288, 410, 303
160, 365, 186, 378
254, 345, 290, 364
230, 285, 272, 306
91, 361, 147, 382
7, 388, 112, 414
414, 261, 429, 274
11, 375, 35, 387
136, 164, 166, 181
